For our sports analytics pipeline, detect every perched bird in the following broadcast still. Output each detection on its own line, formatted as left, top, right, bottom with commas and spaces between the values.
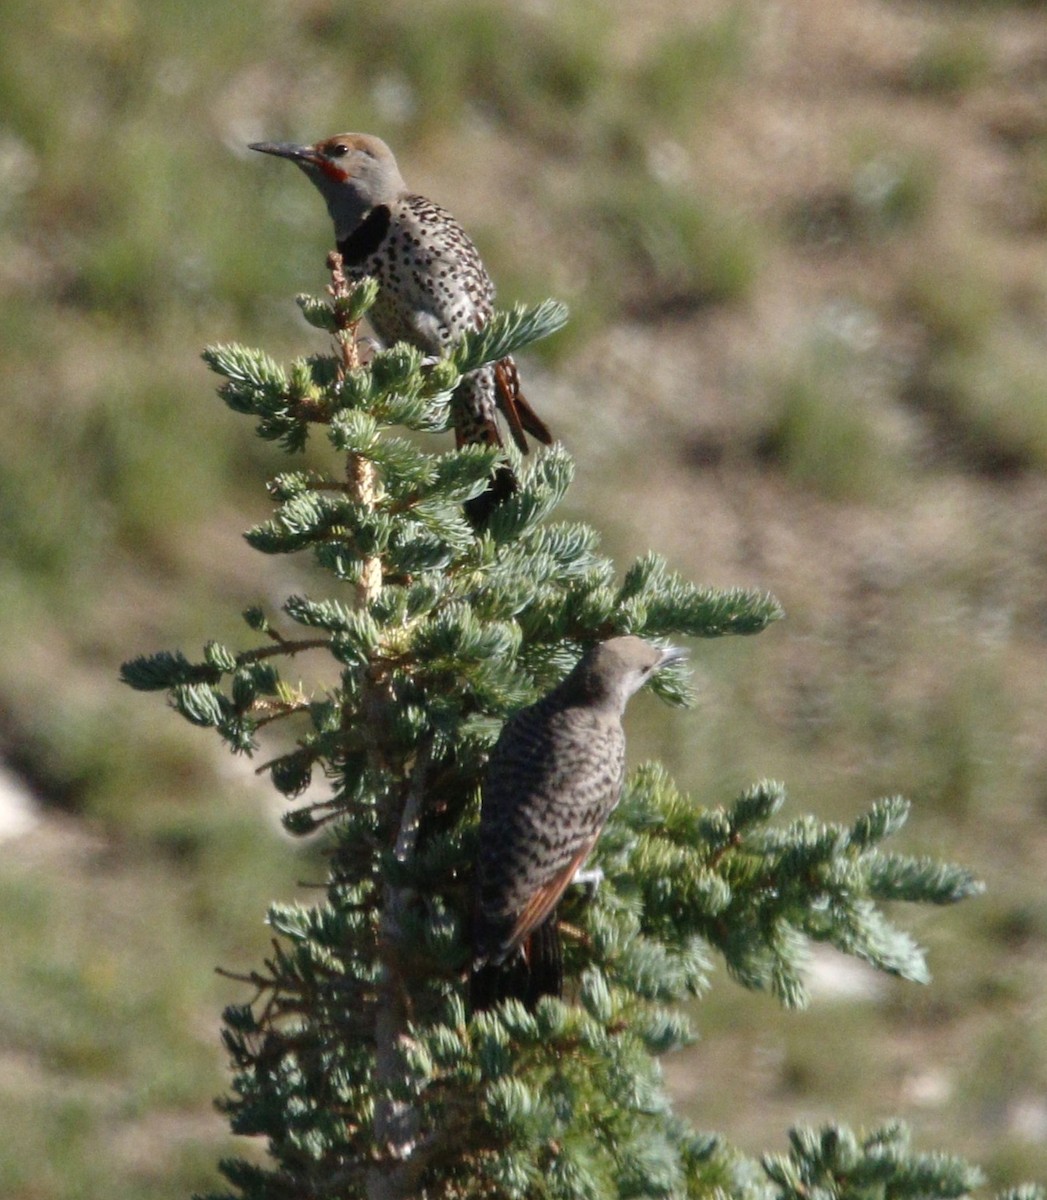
471, 636, 686, 1010
249, 132, 552, 526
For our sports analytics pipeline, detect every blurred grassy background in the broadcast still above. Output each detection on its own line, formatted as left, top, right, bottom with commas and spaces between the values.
2, 0, 1047, 1196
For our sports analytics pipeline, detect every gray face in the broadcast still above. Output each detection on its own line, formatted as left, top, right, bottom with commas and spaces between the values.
249, 132, 407, 238
576, 635, 687, 713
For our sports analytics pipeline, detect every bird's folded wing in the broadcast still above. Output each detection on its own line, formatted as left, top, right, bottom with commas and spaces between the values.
507, 835, 598, 951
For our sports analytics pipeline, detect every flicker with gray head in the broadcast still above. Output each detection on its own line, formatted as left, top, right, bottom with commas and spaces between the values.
249, 132, 552, 526
471, 635, 687, 1010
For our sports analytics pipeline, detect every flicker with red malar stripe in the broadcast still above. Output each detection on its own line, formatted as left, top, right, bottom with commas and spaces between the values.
471, 636, 687, 1010
249, 132, 552, 527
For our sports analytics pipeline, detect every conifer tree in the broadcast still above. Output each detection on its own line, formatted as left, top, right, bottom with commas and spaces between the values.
124, 255, 1013, 1200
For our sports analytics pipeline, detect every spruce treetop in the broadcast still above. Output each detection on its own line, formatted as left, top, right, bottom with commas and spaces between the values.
122, 260, 995, 1200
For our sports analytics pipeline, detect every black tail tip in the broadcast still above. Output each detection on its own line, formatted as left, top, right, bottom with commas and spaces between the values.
464, 464, 518, 530
469, 958, 527, 1012
469, 919, 563, 1013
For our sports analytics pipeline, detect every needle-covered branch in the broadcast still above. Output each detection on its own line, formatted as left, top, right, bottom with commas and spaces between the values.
595, 766, 982, 1008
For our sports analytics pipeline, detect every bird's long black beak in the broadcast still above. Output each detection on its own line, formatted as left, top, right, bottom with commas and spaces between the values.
656, 645, 688, 670
248, 141, 315, 163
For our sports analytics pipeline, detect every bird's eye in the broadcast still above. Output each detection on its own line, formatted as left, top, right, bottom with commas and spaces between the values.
328, 143, 350, 158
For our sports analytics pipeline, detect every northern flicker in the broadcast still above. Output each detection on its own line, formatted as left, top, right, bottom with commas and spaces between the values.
471, 636, 686, 1010
249, 132, 553, 526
